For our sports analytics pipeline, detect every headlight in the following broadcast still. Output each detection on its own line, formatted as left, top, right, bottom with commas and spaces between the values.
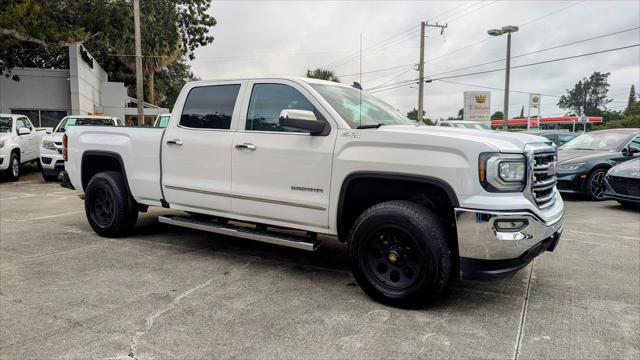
557, 162, 585, 172
42, 140, 56, 151
479, 153, 526, 192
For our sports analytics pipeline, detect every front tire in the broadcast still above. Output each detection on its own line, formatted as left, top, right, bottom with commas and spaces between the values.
4, 153, 20, 181
348, 200, 452, 308
585, 168, 607, 201
85, 171, 138, 237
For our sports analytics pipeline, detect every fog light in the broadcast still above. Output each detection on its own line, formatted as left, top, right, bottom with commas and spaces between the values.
495, 219, 528, 232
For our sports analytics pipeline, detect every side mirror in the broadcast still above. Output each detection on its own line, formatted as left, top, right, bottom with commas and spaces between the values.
625, 145, 640, 155
278, 109, 326, 135
46, 129, 52, 134
17, 127, 31, 135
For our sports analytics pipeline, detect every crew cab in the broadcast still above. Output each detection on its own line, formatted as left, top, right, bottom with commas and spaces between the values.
0, 113, 46, 180
61, 77, 564, 307
40, 115, 123, 181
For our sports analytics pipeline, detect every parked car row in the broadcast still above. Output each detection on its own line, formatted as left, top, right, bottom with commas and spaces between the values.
0, 113, 123, 181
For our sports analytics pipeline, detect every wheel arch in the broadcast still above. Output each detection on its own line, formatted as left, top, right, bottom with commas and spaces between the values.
336, 172, 460, 241
81, 151, 131, 194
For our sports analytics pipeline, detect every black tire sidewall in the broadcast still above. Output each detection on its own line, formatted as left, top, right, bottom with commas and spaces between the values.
585, 168, 607, 201
349, 201, 451, 308
6, 153, 20, 181
85, 171, 137, 237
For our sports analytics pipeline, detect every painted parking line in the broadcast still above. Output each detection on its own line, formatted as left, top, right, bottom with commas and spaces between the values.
1, 211, 84, 222
0, 193, 38, 201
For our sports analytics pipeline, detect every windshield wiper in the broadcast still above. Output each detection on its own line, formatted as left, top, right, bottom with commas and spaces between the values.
357, 123, 385, 129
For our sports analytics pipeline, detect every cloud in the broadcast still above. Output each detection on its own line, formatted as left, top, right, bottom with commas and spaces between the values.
191, 0, 640, 119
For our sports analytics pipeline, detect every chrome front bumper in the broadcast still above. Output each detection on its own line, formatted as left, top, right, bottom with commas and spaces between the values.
455, 208, 563, 280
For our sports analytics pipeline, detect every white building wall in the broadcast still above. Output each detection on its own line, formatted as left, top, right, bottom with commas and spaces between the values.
69, 43, 109, 115
0, 68, 71, 114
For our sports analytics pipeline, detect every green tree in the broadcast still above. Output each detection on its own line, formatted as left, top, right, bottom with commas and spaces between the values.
491, 111, 503, 120
155, 57, 199, 109
558, 72, 612, 116
306, 68, 339, 82
628, 85, 637, 107
0, 0, 215, 105
516, 105, 525, 119
625, 101, 640, 116
406, 108, 425, 121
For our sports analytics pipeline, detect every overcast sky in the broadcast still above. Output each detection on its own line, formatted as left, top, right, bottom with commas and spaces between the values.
190, 0, 640, 120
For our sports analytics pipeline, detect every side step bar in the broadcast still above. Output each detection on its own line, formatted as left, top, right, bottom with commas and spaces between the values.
158, 215, 322, 251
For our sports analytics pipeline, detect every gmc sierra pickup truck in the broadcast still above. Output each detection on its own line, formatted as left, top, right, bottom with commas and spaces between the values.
61, 77, 564, 307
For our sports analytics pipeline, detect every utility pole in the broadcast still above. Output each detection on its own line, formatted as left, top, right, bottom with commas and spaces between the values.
417, 22, 425, 123
503, 31, 512, 131
133, 0, 144, 126
417, 21, 447, 123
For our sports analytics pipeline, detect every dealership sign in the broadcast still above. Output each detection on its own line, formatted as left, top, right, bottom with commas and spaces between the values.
463, 91, 491, 123
529, 93, 541, 109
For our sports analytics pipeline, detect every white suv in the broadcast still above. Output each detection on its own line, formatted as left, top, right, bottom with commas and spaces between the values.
40, 115, 122, 181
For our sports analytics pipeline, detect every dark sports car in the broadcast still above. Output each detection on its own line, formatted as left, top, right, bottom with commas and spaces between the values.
604, 158, 640, 206
556, 129, 640, 200
523, 130, 578, 146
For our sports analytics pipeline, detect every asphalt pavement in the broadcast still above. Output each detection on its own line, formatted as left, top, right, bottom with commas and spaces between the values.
0, 174, 638, 359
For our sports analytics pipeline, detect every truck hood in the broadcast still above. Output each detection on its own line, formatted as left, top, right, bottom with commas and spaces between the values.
376, 125, 550, 152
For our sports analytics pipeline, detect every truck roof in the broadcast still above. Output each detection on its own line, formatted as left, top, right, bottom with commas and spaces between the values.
186, 76, 352, 88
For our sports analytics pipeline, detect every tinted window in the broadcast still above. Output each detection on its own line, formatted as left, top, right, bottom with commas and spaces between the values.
41, 111, 67, 128
558, 133, 576, 144
561, 132, 631, 151
439, 123, 451, 127
627, 135, 640, 149
247, 84, 315, 132
180, 85, 240, 129
55, 117, 114, 132
12, 109, 39, 126
0, 117, 11, 133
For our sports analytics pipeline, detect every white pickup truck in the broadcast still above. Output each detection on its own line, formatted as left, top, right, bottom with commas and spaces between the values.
61, 77, 564, 307
0, 113, 46, 180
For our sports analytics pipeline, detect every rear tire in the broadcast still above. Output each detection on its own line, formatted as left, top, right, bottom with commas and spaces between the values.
348, 200, 452, 308
85, 171, 138, 237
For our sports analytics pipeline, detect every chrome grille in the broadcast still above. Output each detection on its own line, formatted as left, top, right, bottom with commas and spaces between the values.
531, 148, 558, 209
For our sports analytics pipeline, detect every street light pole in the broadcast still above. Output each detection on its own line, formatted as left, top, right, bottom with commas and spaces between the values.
503, 32, 512, 131
488, 25, 518, 131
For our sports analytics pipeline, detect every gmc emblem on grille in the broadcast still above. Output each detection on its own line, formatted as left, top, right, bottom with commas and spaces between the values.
547, 162, 557, 176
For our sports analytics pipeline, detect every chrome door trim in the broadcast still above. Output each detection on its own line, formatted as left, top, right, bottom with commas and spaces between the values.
164, 185, 327, 211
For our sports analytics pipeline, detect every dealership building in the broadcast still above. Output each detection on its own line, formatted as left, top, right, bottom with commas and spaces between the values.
0, 44, 167, 128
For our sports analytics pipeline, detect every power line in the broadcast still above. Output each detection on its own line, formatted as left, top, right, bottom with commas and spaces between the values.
429, 44, 640, 81
424, 26, 640, 78
432, 79, 563, 98
369, 66, 417, 89
368, 43, 640, 93
336, 63, 416, 77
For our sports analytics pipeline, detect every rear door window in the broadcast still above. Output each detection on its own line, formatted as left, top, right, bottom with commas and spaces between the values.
180, 85, 241, 129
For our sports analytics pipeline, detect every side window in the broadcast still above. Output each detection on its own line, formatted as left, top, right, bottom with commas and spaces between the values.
558, 134, 574, 144
627, 135, 640, 150
24, 118, 34, 130
246, 83, 315, 132
15, 118, 26, 133
440, 123, 451, 127
180, 84, 240, 129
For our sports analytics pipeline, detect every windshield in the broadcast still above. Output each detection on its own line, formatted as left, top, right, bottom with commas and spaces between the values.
55, 117, 114, 133
560, 132, 630, 151
310, 84, 414, 128
0, 117, 11, 133
452, 122, 491, 130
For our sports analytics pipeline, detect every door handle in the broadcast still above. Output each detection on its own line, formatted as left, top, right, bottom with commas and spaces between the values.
235, 143, 257, 151
167, 139, 183, 145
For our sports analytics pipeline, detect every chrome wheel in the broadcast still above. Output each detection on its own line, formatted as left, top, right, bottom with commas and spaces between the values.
11, 157, 19, 178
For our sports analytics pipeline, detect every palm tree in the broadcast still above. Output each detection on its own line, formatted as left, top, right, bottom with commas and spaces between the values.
306, 68, 339, 82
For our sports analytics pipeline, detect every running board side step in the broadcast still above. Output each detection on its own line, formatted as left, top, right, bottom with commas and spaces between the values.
158, 215, 322, 251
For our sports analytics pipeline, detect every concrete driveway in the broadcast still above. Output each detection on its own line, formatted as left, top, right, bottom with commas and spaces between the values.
1, 178, 638, 359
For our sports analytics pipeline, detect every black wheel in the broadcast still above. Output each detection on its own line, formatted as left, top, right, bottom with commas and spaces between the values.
85, 171, 138, 237
585, 168, 607, 201
4, 152, 20, 181
348, 200, 452, 308
41, 169, 59, 182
